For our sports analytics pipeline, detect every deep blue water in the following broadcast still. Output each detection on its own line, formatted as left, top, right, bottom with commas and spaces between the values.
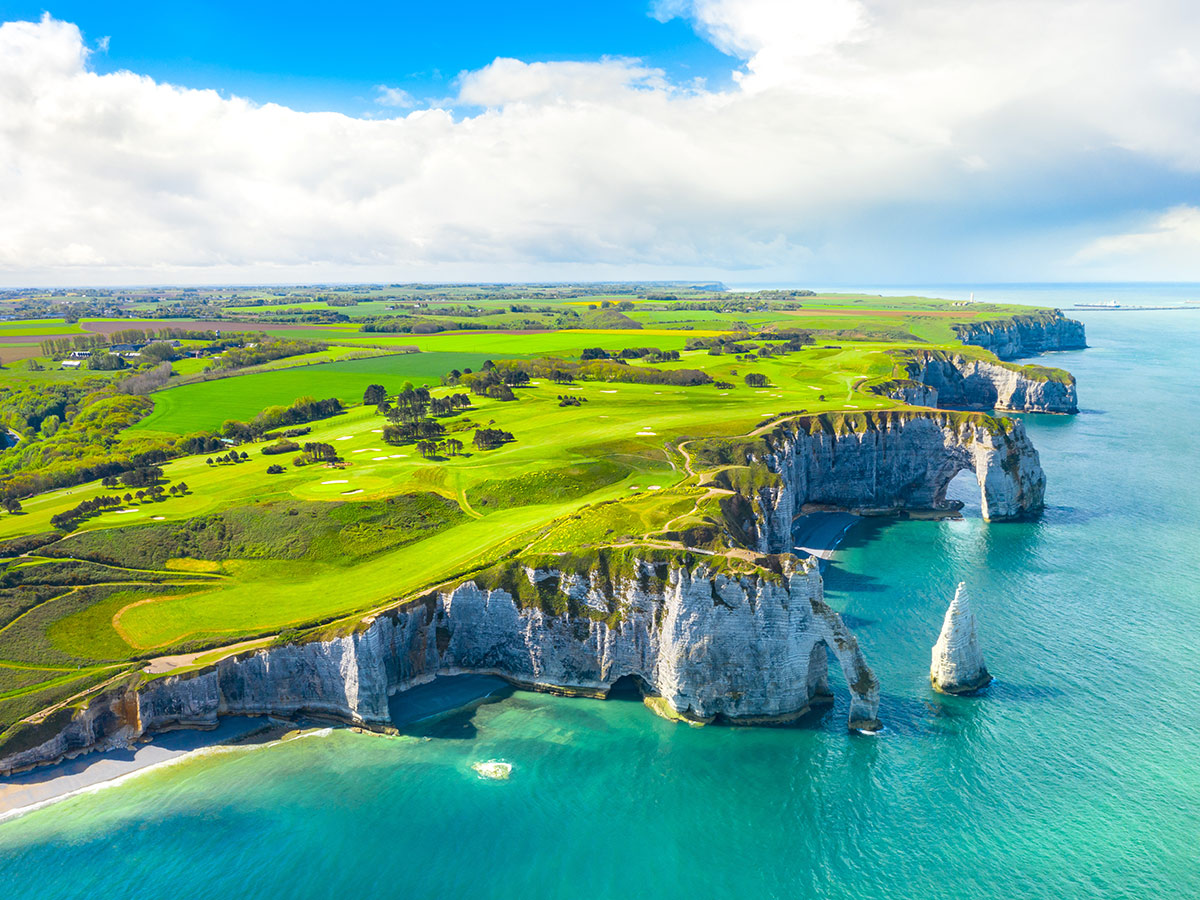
1, 302, 1198, 899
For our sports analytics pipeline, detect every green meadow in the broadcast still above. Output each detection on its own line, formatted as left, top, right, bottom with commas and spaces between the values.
0, 290, 1065, 744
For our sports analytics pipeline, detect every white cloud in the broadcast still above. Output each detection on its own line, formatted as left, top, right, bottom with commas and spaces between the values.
374, 85, 415, 108
1071, 206, 1200, 277
1, 6, 1200, 284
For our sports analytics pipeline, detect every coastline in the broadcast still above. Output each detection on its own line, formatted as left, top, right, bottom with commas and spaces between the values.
0, 716, 285, 823
0, 674, 512, 823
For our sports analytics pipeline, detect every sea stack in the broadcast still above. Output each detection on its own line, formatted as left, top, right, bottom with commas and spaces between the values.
930, 583, 993, 694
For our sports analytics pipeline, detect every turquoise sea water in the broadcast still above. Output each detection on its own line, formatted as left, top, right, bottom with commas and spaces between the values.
2, 302, 1199, 899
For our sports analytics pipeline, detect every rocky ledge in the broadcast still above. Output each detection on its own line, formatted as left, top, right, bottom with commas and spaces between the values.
0, 551, 881, 775
953, 310, 1086, 360
877, 350, 1077, 414
721, 411, 1045, 553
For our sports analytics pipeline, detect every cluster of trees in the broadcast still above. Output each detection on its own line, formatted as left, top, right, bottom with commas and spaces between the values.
266, 464, 286, 474
51, 494, 125, 530
558, 395, 588, 407
498, 358, 712, 387
685, 330, 812, 354
744, 373, 770, 388
209, 338, 327, 371
296, 442, 339, 465
220, 397, 343, 442
48, 479, 192, 531
379, 385, 470, 445
117, 362, 174, 396
261, 440, 300, 455
207, 451, 249, 465
473, 427, 514, 451
99, 466, 162, 488
580, 346, 680, 363
415, 437, 464, 458
86, 352, 127, 371
0, 382, 174, 500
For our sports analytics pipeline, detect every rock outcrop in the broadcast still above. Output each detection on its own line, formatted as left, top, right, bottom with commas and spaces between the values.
740, 412, 1045, 552
894, 351, 1078, 414
930, 583, 992, 694
954, 311, 1086, 360
0, 551, 881, 775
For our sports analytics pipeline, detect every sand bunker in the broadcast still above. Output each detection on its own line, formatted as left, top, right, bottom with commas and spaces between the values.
321, 480, 348, 485
341, 489, 363, 495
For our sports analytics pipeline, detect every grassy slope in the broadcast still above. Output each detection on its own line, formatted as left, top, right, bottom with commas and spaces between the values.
0, 296, 1074, 735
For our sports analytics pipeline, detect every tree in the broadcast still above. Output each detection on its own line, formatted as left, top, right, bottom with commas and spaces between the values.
2, 498, 21, 514
86, 351, 127, 371
177, 482, 188, 493
363, 384, 387, 406
239, 451, 249, 460
123, 493, 133, 502
266, 464, 285, 474
205, 457, 213, 465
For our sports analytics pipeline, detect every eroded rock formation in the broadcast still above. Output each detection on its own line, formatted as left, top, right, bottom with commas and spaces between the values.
744, 412, 1046, 552
954, 311, 1086, 360
930, 583, 992, 694
896, 352, 1078, 414
0, 552, 881, 775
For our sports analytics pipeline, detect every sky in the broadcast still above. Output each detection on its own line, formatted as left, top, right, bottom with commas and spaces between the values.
1, 1, 1199, 287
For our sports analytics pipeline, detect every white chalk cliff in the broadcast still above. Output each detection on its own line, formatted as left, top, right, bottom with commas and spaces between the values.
740, 412, 1046, 555
0, 552, 882, 775
930, 583, 992, 694
894, 352, 1078, 414
953, 311, 1086, 360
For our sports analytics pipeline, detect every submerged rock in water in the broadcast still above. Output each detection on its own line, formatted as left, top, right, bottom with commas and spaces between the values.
473, 761, 512, 780
931, 583, 993, 694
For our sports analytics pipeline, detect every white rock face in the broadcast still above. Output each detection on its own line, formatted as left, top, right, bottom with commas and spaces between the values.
904, 353, 1077, 414
930, 583, 992, 694
751, 412, 1046, 551
954, 312, 1087, 360
0, 554, 882, 774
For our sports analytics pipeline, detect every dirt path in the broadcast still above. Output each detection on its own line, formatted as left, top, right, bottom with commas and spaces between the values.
143, 637, 273, 675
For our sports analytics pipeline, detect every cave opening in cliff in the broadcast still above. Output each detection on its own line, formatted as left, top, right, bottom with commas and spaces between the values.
606, 674, 650, 701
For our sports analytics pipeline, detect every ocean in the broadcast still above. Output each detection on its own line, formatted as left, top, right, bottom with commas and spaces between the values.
1, 292, 1198, 899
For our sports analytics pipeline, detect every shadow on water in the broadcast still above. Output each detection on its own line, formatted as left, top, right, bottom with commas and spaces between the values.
390, 675, 514, 740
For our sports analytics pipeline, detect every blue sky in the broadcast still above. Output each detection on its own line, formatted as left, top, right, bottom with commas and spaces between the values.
0, 2, 736, 111
1, 1, 1199, 286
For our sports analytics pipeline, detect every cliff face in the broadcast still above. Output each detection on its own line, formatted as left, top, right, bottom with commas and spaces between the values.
901, 353, 1078, 414
0, 553, 881, 774
750, 412, 1045, 550
954, 311, 1086, 360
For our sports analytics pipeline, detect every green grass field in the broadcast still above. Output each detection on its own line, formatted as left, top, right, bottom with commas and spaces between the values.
0, 291, 1076, 739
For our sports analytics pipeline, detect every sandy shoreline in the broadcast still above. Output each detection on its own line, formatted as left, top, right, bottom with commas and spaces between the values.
0, 716, 285, 823
0, 674, 512, 823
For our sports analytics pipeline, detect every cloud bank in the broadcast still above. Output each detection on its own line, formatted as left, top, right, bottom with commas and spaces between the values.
2, 3, 1200, 284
